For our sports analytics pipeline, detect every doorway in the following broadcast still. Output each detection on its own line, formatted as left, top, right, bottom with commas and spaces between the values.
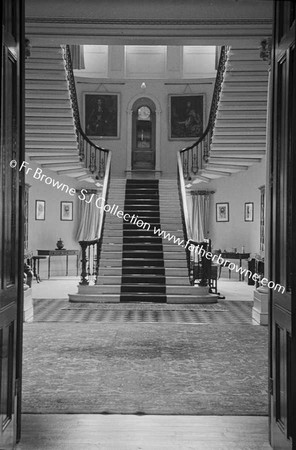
131, 97, 156, 170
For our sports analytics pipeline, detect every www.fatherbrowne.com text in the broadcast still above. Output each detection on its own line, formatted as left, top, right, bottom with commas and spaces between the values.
13, 160, 285, 294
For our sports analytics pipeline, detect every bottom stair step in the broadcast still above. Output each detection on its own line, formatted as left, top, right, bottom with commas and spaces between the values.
120, 293, 167, 303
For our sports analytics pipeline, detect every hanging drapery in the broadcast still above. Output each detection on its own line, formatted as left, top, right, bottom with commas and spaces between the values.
70, 45, 85, 70
75, 191, 101, 241
187, 191, 214, 242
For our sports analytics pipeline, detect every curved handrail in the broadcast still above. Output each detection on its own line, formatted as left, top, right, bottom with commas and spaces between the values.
178, 46, 229, 180
62, 45, 109, 179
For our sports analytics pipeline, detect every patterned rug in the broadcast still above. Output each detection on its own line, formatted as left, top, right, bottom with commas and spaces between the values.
32, 299, 253, 324
22, 322, 268, 415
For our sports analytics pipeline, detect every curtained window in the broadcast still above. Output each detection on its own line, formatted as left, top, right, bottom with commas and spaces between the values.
70, 45, 85, 70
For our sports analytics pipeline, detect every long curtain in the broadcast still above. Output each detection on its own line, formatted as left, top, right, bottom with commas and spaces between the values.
70, 45, 85, 70
76, 193, 101, 241
187, 192, 211, 242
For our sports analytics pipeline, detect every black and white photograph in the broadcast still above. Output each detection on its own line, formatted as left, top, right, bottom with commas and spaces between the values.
1, 1, 295, 449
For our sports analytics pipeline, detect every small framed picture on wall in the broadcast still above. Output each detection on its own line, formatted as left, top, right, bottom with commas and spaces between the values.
35, 200, 45, 221
244, 202, 254, 222
60, 201, 73, 221
216, 202, 229, 222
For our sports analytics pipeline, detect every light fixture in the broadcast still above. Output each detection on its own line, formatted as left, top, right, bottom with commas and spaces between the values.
185, 183, 192, 188
95, 181, 103, 187
141, 82, 146, 90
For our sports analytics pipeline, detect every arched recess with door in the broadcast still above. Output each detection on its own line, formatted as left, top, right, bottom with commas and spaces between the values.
126, 95, 161, 173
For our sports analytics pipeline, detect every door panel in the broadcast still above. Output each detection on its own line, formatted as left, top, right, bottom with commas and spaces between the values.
270, 2, 296, 449
0, 0, 24, 447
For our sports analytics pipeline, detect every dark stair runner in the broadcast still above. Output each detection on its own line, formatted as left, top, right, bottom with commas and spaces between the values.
120, 179, 166, 302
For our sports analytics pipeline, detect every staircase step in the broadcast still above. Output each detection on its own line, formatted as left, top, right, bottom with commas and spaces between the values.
26, 99, 73, 108
69, 293, 120, 303
25, 117, 74, 126
122, 267, 165, 275
26, 81, 68, 90
219, 102, 267, 110
121, 284, 166, 294
26, 108, 73, 117
120, 293, 166, 303
25, 70, 67, 80
167, 293, 217, 304
122, 275, 165, 284
26, 135, 77, 144
122, 258, 164, 267
26, 61, 65, 70
26, 143, 78, 150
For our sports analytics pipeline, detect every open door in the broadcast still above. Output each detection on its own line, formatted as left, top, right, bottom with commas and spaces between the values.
269, 1, 296, 448
0, 0, 24, 447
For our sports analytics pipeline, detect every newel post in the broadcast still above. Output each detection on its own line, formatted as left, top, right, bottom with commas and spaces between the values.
79, 241, 89, 285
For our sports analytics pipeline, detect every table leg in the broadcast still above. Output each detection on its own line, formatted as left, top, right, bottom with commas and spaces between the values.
239, 257, 242, 281
48, 256, 50, 279
76, 254, 79, 276
66, 254, 69, 276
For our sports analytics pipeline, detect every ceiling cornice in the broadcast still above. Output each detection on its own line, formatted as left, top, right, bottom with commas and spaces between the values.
26, 17, 273, 26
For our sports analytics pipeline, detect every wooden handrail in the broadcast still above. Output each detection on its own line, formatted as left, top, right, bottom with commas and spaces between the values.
62, 45, 109, 179
177, 151, 191, 238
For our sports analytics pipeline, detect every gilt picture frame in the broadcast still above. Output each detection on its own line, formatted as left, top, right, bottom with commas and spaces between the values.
169, 94, 205, 140
84, 93, 119, 138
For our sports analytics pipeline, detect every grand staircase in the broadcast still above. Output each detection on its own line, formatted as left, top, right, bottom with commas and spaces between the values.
25, 44, 93, 182
69, 178, 217, 303
193, 44, 269, 182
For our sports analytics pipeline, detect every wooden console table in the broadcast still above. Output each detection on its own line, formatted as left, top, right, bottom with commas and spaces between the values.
37, 249, 79, 279
220, 252, 250, 281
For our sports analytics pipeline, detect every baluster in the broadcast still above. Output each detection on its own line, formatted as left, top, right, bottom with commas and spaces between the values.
191, 145, 199, 175
203, 136, 209, 163
79, 242, 89, 285
98, 150, 105, 179
183, 152, 189, 179
89, 146, 96, 174
95, 241, 100, 284
79, 134, 84, 161
87, 245, 91, 281
92, 244, 96, 277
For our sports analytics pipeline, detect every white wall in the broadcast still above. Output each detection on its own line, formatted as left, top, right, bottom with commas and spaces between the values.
27, 162, 94, 277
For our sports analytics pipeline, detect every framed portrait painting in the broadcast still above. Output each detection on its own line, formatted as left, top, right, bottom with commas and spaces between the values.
216, 202, 229, 222
84, 93, 119, 138
35, 200, 45, 221
169, 94, 204, 140
60, 201, 73, 221
244, 202, 254, 222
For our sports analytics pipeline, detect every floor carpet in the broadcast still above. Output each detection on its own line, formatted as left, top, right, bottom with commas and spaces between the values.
22, 322, 268, 415
32, 299, 253, 324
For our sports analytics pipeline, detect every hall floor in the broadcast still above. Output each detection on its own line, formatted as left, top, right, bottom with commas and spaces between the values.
19, 276, 270, 449
17, 415, 271, 450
